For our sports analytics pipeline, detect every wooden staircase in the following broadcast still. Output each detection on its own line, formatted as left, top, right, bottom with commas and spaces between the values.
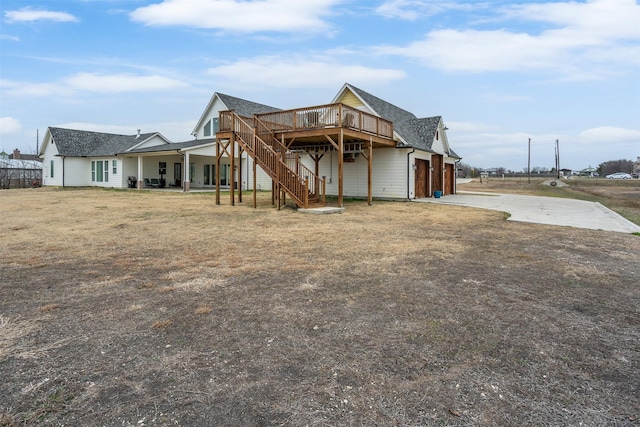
222, 111, 326, 209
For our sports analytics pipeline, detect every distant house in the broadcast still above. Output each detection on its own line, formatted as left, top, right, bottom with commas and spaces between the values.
577, 167, 599, 177
0, 149, 42, 188
39, 83, 461, 208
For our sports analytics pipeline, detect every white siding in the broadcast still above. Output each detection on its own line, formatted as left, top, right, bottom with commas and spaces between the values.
309, 147, 410, 199
133, 135, 170, 149
64, 158, 91, 186
41, 141, 62, 186
193, 97, 227, 139
431, 138, 445, 154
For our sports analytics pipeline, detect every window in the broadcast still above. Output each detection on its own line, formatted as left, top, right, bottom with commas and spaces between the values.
96, 160, 103, 182
104, 161, 109, 182
204, 164, 217, 185
91, 161, 95, 181
212, 117, 219, 134
112, 160, 117, 175
189, 163, 195, 182
50, 160, 54, 178
204, 119, 212, 137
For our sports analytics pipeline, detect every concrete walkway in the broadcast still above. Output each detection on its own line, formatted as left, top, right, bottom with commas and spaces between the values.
416, 191, 640, 234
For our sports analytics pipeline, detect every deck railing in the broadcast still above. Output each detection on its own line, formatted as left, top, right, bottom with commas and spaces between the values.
221, 103, 393, 140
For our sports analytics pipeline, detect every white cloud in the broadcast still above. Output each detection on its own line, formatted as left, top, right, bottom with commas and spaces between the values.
0, 34, 20, 41
375, 0, 481, 20
130, 0, 341, 33
4, 7, 78, 23
62, 73, 188, 93
1, 79, 70, 97
2, 73, 189, 97
577, 126, 640, 144
0, 117, 22, 134
502, 0, 640, 40
206, 56, 406, 89
375, 0, 640, 78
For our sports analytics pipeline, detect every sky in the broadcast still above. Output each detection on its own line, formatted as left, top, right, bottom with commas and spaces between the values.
1, 0, 638, 172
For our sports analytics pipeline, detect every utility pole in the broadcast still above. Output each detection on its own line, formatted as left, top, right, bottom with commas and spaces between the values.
555, 139, 560, 179
528, 137, 531, 184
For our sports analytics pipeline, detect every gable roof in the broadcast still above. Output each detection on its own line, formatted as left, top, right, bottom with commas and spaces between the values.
192, 92, 281, 134
46, 127, 163, 157
216, 93, 281, 117
336, 83, 458, 156
124, 138, 216, 154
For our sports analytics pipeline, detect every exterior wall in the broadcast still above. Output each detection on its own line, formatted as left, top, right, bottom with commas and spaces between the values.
336, 91, 365, 108
122, 157, 139, 185
64, 157, 92, 186
134, 135, 170, 149
41, 142, 63, 186
308, 147, 410, 199
431, 137, 445, 154
188, 152, 271, 190
192, 97, 226, 140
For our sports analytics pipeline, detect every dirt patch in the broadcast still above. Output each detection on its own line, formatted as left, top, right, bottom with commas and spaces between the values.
1, 188, 638, 426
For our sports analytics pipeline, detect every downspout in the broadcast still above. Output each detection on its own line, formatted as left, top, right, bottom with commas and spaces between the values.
454, 158, 461, 194
406, 147, 415, 201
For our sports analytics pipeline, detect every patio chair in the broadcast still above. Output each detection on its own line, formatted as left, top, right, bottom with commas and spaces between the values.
144, 178, 152, 188
150, 178, 160, 188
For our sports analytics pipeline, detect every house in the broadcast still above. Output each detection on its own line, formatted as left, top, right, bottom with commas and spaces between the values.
576, 166, 598, 177
0, 150, 42, 188
207, 83, 460, 207
39, 83, 461, 209
39, 94, 280, 191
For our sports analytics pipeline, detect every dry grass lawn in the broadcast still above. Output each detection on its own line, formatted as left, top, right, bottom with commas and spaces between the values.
1, 186, 638, 426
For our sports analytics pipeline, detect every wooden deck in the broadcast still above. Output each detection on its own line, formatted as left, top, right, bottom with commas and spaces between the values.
219, 103, 395, 149
216, 103, 397, 209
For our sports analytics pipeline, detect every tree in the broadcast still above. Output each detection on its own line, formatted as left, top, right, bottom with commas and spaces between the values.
457, 162, 478, 178
598, 159, 633, 176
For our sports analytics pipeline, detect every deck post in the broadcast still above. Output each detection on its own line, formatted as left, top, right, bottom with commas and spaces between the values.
215, 138, 221, 205
253, 149, 257, 209
338, 129, 344, 208
238, 146, 243, 204
304, 177, 309, 208
368, 139, 373, 206
230, 135, 235, 206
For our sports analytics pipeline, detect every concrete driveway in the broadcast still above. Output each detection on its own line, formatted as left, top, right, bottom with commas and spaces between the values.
416, 191, 640, 234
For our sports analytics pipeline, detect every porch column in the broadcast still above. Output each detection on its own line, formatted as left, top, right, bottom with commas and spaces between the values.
183, 152, 190, 192
137, 156, 144, 189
